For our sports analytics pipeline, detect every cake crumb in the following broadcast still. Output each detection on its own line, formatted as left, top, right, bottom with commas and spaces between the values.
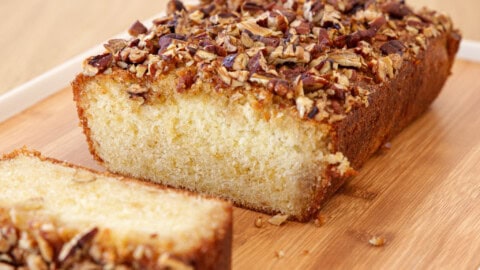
314, 214, 327, 227
368, 236, 386, 247
275, 250, 285, 259
383, 142, 392, 150
268, 214, 289, 226
254, 216, 264, 228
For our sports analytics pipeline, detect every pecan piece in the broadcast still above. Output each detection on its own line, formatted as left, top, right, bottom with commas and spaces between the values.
382, 1, 412, 19
167, 0, 186, 15
128, 20, 148, 37
293, 20, 311, 35
26, 254, 48, 270
267, 12, 289, 32
237, 20, 282, 37
248, 52, 268, 74
104, 39, 128, 55
158, 34, 187, 53
195, 50, 217, 61
0, 226, 17, 253
83, 53, 113, 76
302, 74, 329, 92
329, 51, 362, 68
307, 106, 319, 119
241, 2, 264, 13
58, 227, 98, 263
340, 16, 386, 48
33, 232, 54, 263
158, 253, 193, 270
128, 48, 148, 64
380, 40, 405, 55
267, 79, 291, 97
176, 68, 197, 92
258, 36, 280, 47
274, 6, 297, 23
223, 53, 248, 71
296, 96, 314, 118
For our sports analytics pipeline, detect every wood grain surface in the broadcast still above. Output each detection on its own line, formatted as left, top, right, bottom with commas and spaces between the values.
0, 0, 478, 96
1, 59, 479, 269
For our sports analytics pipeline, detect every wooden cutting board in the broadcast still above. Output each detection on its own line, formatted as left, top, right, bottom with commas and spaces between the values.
1, 59, 480, 269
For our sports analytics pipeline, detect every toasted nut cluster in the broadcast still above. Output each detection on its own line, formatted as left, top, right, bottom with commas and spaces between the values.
0, 208, 193, 269
82, 0, 455, 122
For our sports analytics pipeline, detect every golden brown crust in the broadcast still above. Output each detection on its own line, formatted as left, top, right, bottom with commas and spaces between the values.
0, 148, 232, 270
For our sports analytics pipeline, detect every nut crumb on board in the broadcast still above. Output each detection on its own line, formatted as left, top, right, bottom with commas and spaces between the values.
268, 214, 289, 226
274, 250, 285, 259
382, 142, 393, 150
254, 216, 264, 228
369, 236, 386, 247
314, 214, 327, 227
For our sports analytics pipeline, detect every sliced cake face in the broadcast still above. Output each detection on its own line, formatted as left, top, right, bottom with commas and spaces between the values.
75, 71, 351, 220
0, 150, 232, 269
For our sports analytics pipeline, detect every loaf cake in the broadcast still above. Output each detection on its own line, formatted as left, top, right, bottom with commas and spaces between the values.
72, 0, 461, 221
0, 149, 232, 269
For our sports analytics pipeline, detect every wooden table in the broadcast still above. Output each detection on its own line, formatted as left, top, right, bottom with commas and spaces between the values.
1, 1, 480, 269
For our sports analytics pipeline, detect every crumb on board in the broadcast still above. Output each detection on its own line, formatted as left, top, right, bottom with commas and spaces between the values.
274, 250, 285, 259
382, 142, 392, 150
268, 214, 289, 226
368, 236, 386, 247
314, 214, 327, 227
254, 216, 264, 228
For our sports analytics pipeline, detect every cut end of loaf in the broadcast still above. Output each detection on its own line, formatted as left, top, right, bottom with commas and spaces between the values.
73, 71, 353, 220
0, 149, 232, 269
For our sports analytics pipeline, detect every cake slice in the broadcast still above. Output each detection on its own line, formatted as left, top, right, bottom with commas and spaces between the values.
72, 0, 460, 221
0, 149, 232, 269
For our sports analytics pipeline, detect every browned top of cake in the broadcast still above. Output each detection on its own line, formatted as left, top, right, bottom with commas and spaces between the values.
82, 0, 455, 123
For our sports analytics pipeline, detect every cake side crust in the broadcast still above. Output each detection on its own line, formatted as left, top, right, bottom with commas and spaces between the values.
331, 30, 461, 169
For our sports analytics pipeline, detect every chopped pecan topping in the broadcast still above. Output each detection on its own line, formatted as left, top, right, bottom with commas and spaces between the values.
86, 0, 457, 122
